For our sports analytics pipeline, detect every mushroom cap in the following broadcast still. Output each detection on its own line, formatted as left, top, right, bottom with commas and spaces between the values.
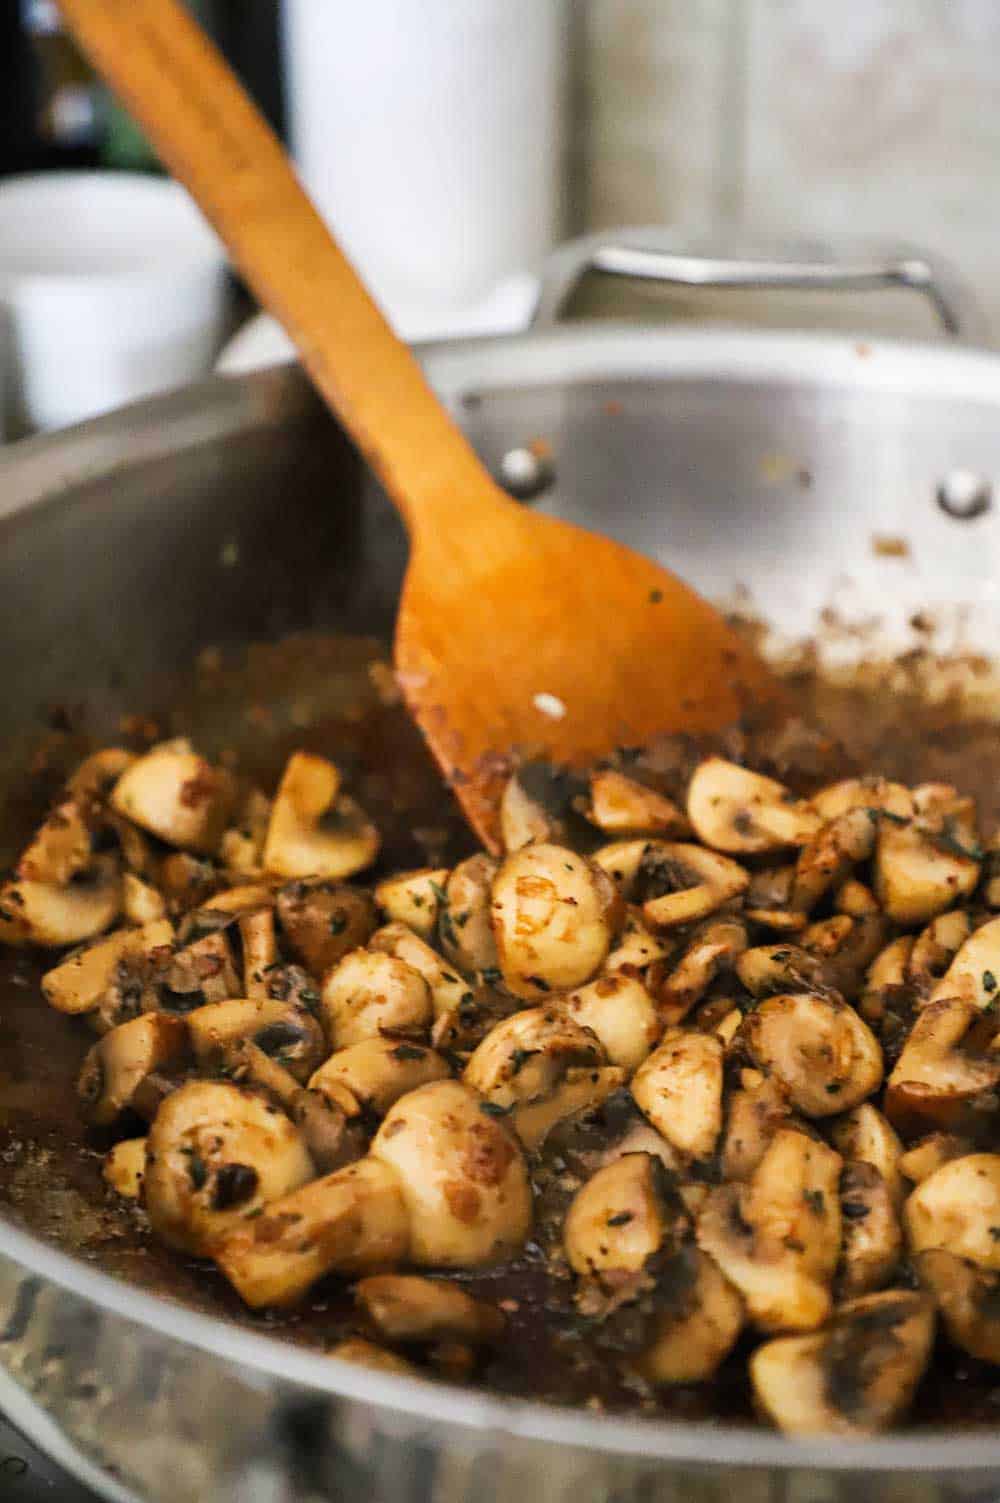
928, 915, 1000, 1009
750, 1290, 935, 1435
77, 1012, 188, 1126
875, 821, 980, 927
563, 1152, 677, 1275
310, 1038, 451, 1116
742, 993, 883, 1117
560, 972, 660, 1071
145, 1080, 314, 1255
588, 769, 689, 838
374, 867, 449, 943
641, 844, 749, 929
320, 948, 433, 1048
329, 1338, 420, 1376
490, 843, 621, 1000
687, 758, 820, 854
186, 996, 327, 1082
371, 1080, 532, 1267
885, 998, 1000, 1137
631, 1029, 724, 1161
0, 853, 122, 948
262, 752, 379, 880
904, 1153, 1000, 1270
809, 778, 915, 823
111, 740, 235, 854
370, 922, 471, 1019
275, 879, 376, 977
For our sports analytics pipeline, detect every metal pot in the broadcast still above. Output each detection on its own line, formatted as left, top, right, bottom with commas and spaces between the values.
4, 236, 1000, 1502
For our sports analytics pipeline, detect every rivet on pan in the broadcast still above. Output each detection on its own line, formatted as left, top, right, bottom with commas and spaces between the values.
499, 445, 555, 502
936, 470, 992, 520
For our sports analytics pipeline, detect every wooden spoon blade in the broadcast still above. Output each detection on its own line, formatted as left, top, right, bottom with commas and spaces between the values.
395, 505, 789, 852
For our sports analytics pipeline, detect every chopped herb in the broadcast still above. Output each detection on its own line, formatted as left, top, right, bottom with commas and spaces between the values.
509, 1047, 539, 1076
990, 1227, 1000, 1242
985, 971, 998, 995
410, 893, 425, 908
649, 589, 663, 604
441, 971, 460, 984
825, 1081, 842, 1094
428, 881, 448, 906
460, 990, 475, 1006
391, 1043, 426, 1061
527, 975, 551, 992
244, 1206, 265, 1219
187, 1153, 208, 1191
479, 1100, 512, 1117
607, 1211, 634, 1226
328, 913, 348, 936
480, 967, 503, 985
880, 809, 910, 826
453, 911, 471, 928
842, 1200, 870, 1221
803, 1188, 825, 1214
929, 817, 984, 862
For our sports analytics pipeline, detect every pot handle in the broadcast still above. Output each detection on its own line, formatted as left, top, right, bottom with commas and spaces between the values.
531, 230, 987, 342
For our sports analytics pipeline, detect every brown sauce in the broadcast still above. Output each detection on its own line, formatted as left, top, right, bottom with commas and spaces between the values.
4, 633, 1000, 1428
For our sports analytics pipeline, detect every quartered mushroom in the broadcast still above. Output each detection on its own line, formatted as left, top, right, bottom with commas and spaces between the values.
463, 1007, 624, 1150
0, 852, 122, 948
651, 917, 747, 1027
164, 930, 241, 1005
875, 808, 981, 927
563, 1152, 680, 1276
374, 867, 449, 942
498, 772, 556, 852
750, 1290, 934, 1435
591, 839, 650, 896
275, 879, 375, 978
103, 1137, 148, 1200
838, 1161, 902, 1297
926, 915, 1000, 1009
310, 1038, 451, 1117
904, 1153, 1000, 1269
490, 843, 622, 1000
603, 906, 672, 974
915, 1249, 1000, 1364
559, 973, 660, 1071
586, 769, 689, 837
215, 1155, 409, 1307
791, 809, 876, 916
440, 855, 498, 973
736, 943, 828, 1000
16, 798, 93, 885
42, 919, 174, 1016
885, 998, 1000, 1136
859, 936, 914, 1026
721, 1072, 794, 1182
742, 993, 883, 1117
369, 922, 471, 1019
899, 1133, 974, 1186
697, 1128, 842, 1332
641, 844, 749, 930
144, 1080, 314, 1256
262, 751, 380, 881
77, 1013, 188, 1125
631, 1029, 724, 1162
320, 948, 433, 1048
186, 996, 326, 1081
828, 1103, 905, 1206
355, 1274, 504, 1347
371, 1080, 532, 1267
687, 758, 820, 855
909, 910, 973, 999
631, 1247, 745, 1387
809, 777, 915, 824
111, 739, 235, 854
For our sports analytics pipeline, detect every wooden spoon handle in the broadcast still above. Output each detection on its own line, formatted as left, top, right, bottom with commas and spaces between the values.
55, 0, 501, 533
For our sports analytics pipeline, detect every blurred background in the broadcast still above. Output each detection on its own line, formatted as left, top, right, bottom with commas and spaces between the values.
3, 0, 1000, 435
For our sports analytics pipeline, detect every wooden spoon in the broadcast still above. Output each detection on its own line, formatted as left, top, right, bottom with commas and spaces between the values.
57, 0, 786, 852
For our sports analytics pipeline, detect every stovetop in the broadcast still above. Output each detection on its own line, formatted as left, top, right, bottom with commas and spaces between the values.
0, 1410, 101, 1501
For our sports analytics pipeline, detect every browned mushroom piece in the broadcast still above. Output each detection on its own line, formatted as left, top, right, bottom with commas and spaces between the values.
641, 844, 749, 930
463, 1007, 623, 1150
603, 905, 672, 974
498, 773, 556, 852
650, 917, 747, 1027
904, 1153, 1000, 1269
750, 1290, 935, 1435
103, 1137, 147, 1200
885, 998, 1000, 1137
371, 1081, 532, 1267
587, 769, 690, 838
808, 777, 915, 824
790, 809, 876, 916
219, 788, 272, 876
926, 915, 1000, 1010
898, 1133, 974, 1186
742, 993, 883, 1117
631, 1029, 724, 1162
802, 914, 888, 998
369, 922, 471, 1018
828, 1103, 905, 1206
859, 936, 914, 1026
875, 811, 980, 928
67, 747, 136, 803
320, 948, 433, 1048
736, 943, 828, 1000
559, 973, 660, 1071
329, 1338, 420, 1376
122, 873, 167, 926
42, 919, 174, 1016
563, 1153, 682, 1277
0, 852, 122, 948
186, 996, 326, 1081
238, 908, 278, 998
16, 798, 93, 885
374, 867, 449, 942
721, 1073, 794, 1182
78, 1013, 189, 1125
355, 1275, 505, 1347
915, 1248, 1000, 1363
908, 910, 973, 1000
144, 1079, 314, 1257
838, 1162, 902, 1298
630, 1248, 745, 1386
743, 862, 805, 934
697, 1128, 842, 1332
490, 843, 622, 1000
275, 880, 376, 978
687, 758, 820, 855
834, 879, 880, 918
262, 752, 379, 881
591, 839, 651, 896
310, 1038, 451, 1117
214, 1156, 409, 1307
440, 855, 499, 973
156, 852, 220, 914
111, 739, 235, 854
164, 931, 241, 1005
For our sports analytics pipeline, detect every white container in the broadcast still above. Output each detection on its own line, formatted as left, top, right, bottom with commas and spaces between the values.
0, 173, 229, 433
282, 0, 567, 328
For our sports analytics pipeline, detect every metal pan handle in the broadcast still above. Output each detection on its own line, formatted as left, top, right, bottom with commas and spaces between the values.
531, 229, 987, 342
